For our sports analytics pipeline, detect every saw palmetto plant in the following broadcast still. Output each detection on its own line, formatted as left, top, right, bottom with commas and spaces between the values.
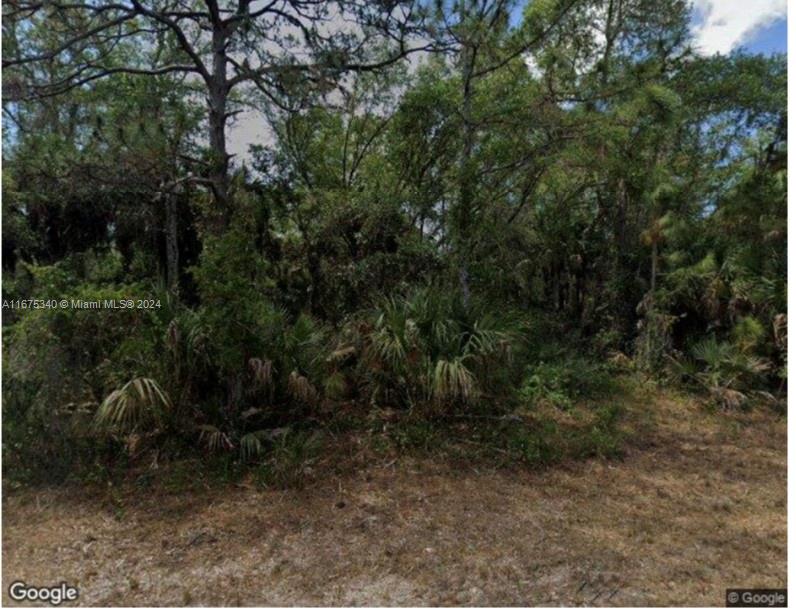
94, 377, 173, 434
361, 289, 520, 411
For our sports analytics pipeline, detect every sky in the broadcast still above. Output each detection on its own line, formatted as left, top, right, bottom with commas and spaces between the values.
690, 0, 787, 55
228, 0, 787, 159
736, 14, 787, 55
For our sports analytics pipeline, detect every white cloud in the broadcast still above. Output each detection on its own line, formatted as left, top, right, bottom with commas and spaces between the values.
691, 0, 787, 55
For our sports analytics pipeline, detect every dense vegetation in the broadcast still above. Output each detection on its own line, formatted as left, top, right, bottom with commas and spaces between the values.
2, 0, 786, 484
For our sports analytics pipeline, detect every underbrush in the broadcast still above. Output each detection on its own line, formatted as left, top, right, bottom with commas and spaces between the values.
4, 340, 632, 492
667, 335, 785, 412
518, 357, 620, 411
379, 394, 626, 467
12, 395, 629, 496
0, 259, 664, 489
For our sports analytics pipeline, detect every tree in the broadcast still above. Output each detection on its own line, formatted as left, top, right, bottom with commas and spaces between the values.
429, 0, 579, 303
3, 64, 204, 292
3, 0, 436, 220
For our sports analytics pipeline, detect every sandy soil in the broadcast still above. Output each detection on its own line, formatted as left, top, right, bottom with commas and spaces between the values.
2, 391, 786, 606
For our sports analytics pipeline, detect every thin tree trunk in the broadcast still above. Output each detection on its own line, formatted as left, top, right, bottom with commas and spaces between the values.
165, 195, 179, 296
457, 43, 477, 308
650, 240, 658, 293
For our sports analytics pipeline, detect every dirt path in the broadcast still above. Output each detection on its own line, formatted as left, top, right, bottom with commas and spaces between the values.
2, 391, 786, 606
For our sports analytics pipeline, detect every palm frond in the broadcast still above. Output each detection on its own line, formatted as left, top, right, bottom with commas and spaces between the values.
240, 431, 264, 461
198, 424, 233, 453
94, 377, 172, 433
430, 358, 477, 404
288, 370, 318, 405
248, 357, 274, 389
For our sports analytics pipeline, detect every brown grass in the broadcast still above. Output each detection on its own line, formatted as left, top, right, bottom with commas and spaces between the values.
2, 389, 786, 606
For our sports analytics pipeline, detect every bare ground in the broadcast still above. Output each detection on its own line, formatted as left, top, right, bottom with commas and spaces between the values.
2, 390, 786, 606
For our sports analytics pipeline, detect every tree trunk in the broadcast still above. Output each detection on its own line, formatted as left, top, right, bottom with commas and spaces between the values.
208, 26, 230, 222
650, 240, 658, 293
457, 44, 477, 308
165, 194, 179, 296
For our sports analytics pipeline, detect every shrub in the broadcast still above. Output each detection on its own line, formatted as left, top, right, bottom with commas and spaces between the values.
672, 336, 771, 409
353, 287, 522, 413
518, 357, 618, 410
255, 430, 325, 489
2, 271, 171, 480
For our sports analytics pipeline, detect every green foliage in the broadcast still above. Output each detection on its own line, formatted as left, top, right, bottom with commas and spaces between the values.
672, 337, 772, 410
731, 316, 765, 354
1, 0, 786, 485
255, 431, 325, 489
519, 357, 619, 410
357, 288, 521, 412
388, 418, 439, 452
2, 266, 172, 480
504, 420, 564, 465
94, 377, 172, 434
191, 195, 276, 378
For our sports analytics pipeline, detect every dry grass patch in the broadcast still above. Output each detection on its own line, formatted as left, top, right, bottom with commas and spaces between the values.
2, 389, 786, 606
